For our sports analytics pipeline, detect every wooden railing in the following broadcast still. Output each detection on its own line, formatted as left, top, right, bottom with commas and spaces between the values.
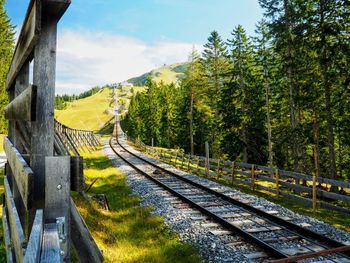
54, 119, 100, 157
136, 143, 350, 215
3, 1, 103, 262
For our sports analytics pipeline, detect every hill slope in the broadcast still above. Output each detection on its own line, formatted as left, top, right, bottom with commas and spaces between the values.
55, 88, 114, 131
127, 62, 188, 86
55, 62, 187, 131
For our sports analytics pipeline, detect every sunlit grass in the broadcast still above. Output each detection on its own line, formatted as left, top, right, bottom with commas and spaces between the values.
55, 88, 114, 131
73, 148, 202, 263
0, 134, 6, 153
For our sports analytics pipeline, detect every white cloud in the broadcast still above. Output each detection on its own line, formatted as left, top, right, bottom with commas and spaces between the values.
56, 30, 202, 94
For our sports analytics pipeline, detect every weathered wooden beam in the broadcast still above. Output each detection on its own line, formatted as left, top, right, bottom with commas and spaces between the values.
45, 156, 70, 261
2, 206, 14, 263
70, 198, 104, 263
6, 0, 41, 90
42, 0, 71, 20
4, 137, 34, 210
24, 209, 43, 263
40, 223, 61, 262
4, 176, 27, 263
5, 85, 37, 121
31, 14, 57, 211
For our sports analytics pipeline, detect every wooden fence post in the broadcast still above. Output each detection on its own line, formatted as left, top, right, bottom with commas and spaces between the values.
275, 168, 280, 197
312, 175, 317, 211
187, 156, 191, 171
205, 142, 209, 177
196, 156, 200, 174
45, 156, 71, 261
151, 138, 154, 147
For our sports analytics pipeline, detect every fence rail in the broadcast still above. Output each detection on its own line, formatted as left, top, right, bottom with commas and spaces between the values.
135, 142, 350, 215
54, 119, 100, 156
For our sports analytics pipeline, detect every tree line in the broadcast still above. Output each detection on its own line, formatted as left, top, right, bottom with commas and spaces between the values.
123, 0, 350, 182
0, 0, 15, 134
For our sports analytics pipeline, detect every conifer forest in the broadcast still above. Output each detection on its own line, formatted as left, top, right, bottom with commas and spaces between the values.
123, 0, 350, 182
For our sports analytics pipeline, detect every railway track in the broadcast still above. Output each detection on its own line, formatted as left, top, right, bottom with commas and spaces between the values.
109, 137, 350, 262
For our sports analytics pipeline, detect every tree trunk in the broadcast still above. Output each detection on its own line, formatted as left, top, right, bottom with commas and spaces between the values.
190, 92, 194, 156
320, 0, 337, 181
313, 114, 321, 178
283, 0, 300, 173
264, 66, 273, 166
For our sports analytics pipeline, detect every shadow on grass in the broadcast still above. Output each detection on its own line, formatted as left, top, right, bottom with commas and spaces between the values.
97, 117, 114, 135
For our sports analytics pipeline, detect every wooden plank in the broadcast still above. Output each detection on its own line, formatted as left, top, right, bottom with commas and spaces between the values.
279, 180, 312, 193
70, 198, 104, 262
40, 223, 61, 263
5, 85, 37, 121
279, 169, 311, 181
317, 177, 350, 189
256, 174, 276, 183
45, 156, 70, 261
6, 0, 40, 90
24, 209, 43, 263
317, 189, 350, 203
30, 14, 58, 211
4, 137, 34, 209
4, 176, 26, 263
2, 207, 14, 263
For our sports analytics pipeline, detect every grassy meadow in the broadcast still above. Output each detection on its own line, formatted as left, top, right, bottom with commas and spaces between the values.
55, 88, 114, 131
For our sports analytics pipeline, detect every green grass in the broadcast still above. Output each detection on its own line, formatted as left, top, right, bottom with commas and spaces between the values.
55, 86, 145, 132
55, 88, 114, 131
0, 134, 5, 153
151, 63, 185, 85
73, 148, 202, 263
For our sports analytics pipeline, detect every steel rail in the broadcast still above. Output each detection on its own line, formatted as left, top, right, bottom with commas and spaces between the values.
110, 137, 350, 260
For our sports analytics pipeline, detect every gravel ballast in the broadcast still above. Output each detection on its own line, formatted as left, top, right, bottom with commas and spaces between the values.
104, 139, 350, 263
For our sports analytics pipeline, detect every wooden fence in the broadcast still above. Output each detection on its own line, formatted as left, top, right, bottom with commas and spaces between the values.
55, 120, 100, 157
3, 1, 103, 262
137, 144, 350, 215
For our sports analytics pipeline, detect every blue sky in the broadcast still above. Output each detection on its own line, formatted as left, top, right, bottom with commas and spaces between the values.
6, 0, 263, 94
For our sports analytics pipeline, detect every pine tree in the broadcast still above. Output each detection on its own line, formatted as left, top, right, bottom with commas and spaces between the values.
202, 31, 230, 158
225, 25, 266, 163
0, 0, 15, 133
254, 19, 276, 166
181, 48, 207, 155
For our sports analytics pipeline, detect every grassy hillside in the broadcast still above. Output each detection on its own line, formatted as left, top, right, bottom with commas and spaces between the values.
55, 86, 145, 132
55, 88, 114, 131
128, 62, 188, 86
55, 62, 186, 132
